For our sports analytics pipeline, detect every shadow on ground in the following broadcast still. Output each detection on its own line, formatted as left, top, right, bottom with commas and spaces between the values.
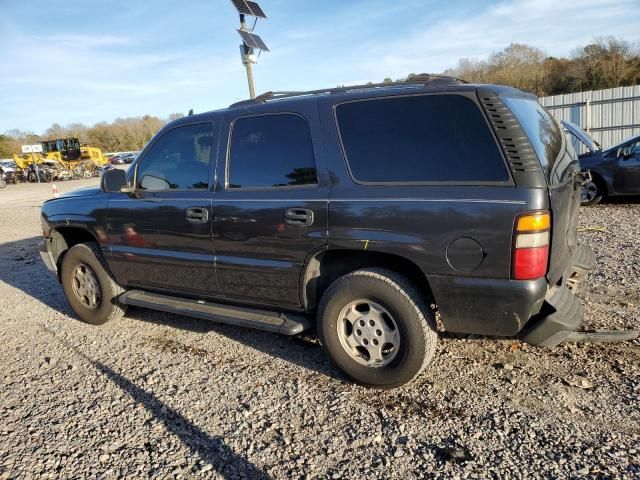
0, 236, 72, 315
0, 236, 343, 382
44, 330, 269, 479
126, 306, 345, 383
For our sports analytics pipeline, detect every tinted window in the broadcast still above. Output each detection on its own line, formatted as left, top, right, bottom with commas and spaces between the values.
502, 97, 566, 182
336, 94, 508, 183
137, 123, 212, 190
228, 114, 317, 188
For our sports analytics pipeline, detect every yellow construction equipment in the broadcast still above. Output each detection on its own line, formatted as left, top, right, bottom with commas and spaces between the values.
12, 137, 107, 182
41, 138, 108, 169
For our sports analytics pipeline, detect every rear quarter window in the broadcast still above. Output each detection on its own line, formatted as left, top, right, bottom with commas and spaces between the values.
502, 97, 573, 184
335, 94, 509, 184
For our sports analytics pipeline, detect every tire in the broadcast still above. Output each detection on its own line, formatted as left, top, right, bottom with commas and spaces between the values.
60, 242, 127, 325
581, 178, 603, 206
317, 268, 437, 388
0, 178, 6, 189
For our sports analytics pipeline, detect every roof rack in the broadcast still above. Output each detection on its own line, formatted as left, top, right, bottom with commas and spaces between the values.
229, 74, 468, 108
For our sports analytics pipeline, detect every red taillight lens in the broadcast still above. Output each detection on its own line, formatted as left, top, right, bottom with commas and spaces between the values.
513, 246, 549, 280
512, 212, 551, 280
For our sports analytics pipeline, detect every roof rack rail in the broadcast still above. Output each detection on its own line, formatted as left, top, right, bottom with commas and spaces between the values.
229, 74, 467, 108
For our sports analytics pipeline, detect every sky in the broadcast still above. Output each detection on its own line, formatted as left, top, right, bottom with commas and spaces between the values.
1, 0, 639, 134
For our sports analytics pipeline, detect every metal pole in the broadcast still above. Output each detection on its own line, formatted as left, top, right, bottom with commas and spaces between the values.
240, 14, 256, 99
32, 152, 40, 183
245, 58, 256, 99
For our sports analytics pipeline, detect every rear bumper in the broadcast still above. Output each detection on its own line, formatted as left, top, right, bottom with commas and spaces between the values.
39, 238, 57, 274
519, 245, 595, 347
430, 244, 595, 341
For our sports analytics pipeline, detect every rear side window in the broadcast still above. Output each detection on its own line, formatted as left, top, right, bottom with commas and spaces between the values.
228, 114, 318, 189
336, 94, 509, 183
502, 97, 566, 183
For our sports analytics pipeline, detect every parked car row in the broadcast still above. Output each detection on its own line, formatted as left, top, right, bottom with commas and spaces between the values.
107, 152, 139, 165
0, 158, 107, 189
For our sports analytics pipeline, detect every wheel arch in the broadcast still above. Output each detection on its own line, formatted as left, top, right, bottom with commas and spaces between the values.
301, 249, 435, 312
587, 169, 609, 195
48, 226, 99, 281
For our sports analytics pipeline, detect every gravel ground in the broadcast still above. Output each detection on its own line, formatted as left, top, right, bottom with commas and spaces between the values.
0, 180, 638, 479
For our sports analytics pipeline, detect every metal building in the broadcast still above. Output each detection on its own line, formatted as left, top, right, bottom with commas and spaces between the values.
540, 85, 640, 153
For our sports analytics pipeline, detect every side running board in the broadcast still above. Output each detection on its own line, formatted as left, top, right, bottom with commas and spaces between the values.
120, 290, 311, 335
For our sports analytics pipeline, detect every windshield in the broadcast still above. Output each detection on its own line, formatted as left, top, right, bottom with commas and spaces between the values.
605, 135, 640, 153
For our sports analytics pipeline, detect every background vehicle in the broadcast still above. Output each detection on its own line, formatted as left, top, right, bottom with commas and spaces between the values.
25, 163, 53, 183
109, 153, 127, 165
0, 160, 20, 184
122, 152, 138, 164
39, 77, 593, 388
563, 121, 640, 205
41, 160, 73, 181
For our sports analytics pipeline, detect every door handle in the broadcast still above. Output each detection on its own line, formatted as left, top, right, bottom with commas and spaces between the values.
186, 207, 209, 223
284, 208, 314, 226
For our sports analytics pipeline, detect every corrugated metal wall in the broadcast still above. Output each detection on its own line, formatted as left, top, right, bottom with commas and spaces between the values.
540, 85, 640, 153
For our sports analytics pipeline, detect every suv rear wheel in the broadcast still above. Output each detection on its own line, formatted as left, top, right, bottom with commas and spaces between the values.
317, 268, 437, 388
61, 242, 127, 325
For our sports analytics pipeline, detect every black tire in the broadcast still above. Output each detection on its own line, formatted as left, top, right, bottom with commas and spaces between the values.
581, 177, 604, 206
317, 268, 437, 388
60, 242, 127, 325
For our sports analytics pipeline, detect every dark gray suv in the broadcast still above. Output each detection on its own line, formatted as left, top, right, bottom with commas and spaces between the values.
39, 76, 594, 388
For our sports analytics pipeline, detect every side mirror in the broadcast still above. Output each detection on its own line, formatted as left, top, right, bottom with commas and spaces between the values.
617, 146, 633, 158
101, 168, 128, 193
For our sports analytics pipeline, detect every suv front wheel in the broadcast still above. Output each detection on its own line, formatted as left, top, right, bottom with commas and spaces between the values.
317, 268, 437, 388
61, 242, 127, 325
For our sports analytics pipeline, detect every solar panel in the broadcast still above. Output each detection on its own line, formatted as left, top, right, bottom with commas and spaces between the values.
237, 30, 269, 51
245, 1, 267, 18
230, 0, 252, 15
230, 0, 266, 18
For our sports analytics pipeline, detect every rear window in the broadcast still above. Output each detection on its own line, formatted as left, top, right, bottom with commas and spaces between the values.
336, 94, 509, 183
502, 97, 567, 183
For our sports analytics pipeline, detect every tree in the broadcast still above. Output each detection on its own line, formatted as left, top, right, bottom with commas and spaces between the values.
440, 37, 640, 96
0, 135, 14, 158
168, 113, 185, 121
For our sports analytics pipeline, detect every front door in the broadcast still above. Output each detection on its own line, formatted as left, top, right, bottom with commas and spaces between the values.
105, 122, 220, 296
212, 104, 329, 308
612, 140, 640, 194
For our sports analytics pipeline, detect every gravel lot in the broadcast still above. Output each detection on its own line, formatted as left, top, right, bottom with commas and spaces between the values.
0, 180, 638, 479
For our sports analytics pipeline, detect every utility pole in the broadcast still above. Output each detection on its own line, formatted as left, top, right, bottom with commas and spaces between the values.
230, 0, 269, 99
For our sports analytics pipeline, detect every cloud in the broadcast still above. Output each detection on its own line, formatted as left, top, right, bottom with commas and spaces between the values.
350, 0, 640, 81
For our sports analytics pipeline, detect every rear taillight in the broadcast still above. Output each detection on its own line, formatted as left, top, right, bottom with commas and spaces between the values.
512, 212, 550, 280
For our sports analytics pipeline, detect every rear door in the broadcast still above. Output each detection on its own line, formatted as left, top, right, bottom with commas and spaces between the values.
212, 103, 329, 308
105, 122, 219, 296
504, 97, 581, 283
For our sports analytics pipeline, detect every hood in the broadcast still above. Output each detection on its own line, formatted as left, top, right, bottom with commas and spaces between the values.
57, 186, 101, 199
561, 121, 600, 153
